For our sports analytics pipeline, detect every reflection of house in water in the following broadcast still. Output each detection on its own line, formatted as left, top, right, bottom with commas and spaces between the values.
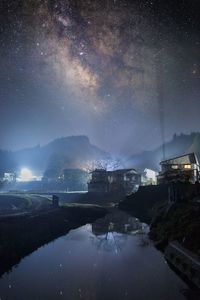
157, 153, 200, 184
92, 211, 141, 236
88, 169, 141, 195
91, 211, 149, 252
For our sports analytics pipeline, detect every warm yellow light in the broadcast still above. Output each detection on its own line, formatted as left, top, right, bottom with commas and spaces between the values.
184, 164, 192, 169
20, 168, 33, 181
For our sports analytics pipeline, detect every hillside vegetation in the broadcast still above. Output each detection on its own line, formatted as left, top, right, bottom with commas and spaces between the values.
149, 202, 200, 256
0, 135, 110, 175
126, 132, 200, 171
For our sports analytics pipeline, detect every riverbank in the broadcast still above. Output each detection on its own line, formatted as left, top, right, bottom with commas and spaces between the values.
0, 191, 124, 212
118, 185, 169, 224
149, 201, 200, 256
118, 184, 200, 256
0, 193, 52, 216
118, 183, 200, 289
0, 202, 107, 277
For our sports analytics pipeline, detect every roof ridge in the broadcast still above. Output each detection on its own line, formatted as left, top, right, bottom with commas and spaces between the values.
160, 152, 198, 164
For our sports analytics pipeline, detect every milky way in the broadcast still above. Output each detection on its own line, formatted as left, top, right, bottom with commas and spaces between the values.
0, 0, 200, 155
29, 0, 159, 113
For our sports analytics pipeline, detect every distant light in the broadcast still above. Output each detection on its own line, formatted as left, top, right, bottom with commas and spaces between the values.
19, 168, 33, 182
184, 164, 192, 169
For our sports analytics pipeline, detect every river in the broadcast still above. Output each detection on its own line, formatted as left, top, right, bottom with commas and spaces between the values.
0, 210, 194, 300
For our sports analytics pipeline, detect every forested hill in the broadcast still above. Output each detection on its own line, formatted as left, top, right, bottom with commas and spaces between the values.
0, 136, 110, 174
125, 132, 200, 172
1, 132, 200, 175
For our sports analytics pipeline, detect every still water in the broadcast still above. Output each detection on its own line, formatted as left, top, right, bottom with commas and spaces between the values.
0, 210, 190, 300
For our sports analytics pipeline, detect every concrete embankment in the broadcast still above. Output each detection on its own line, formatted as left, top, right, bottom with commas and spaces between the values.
118, 185, 169, 223
165, 241, 200, 288
149, 198, 200, 288
119, 183, 200, 223
119, 183, 200, 288
50, 191, 125, 205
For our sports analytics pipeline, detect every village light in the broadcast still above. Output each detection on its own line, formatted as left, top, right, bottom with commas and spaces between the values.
184, 164, 192, 169
19, 168, 33, 181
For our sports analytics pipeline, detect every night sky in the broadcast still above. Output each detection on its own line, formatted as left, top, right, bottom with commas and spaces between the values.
0, 0, 200, 156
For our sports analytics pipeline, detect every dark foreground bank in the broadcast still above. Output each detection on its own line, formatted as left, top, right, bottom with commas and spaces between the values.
118, 185, 169, 224
0, 204, 107, 277
119, 183, 200, 290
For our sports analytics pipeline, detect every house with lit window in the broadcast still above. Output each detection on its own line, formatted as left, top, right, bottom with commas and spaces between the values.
88, 169, 141, 195
157, 153, 200, 184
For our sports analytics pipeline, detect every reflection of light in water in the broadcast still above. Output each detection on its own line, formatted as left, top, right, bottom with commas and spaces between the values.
91, 231, 128, 253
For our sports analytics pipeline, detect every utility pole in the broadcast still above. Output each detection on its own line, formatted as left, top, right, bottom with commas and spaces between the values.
155, 48, 166, 161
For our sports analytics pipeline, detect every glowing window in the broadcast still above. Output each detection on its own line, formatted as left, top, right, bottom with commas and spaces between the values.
184, 164, 192, 169
171, 165, 178, 169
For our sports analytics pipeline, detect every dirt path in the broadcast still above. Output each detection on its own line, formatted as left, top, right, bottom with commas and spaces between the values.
0, 193, 51, 216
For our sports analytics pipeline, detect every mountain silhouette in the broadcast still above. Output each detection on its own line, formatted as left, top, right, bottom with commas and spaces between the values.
0, 136, 110, 175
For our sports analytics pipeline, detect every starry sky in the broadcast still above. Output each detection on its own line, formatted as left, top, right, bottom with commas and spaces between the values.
0, 0, 200, 156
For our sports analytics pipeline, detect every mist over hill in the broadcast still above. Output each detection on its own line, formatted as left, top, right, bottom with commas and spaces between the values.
0, 132, 200, 176
125, 132, 200, 172
0, 136, 110, 175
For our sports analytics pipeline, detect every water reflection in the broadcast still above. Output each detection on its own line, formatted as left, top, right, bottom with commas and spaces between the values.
91, 210, 149, 252
92, 210, 142, 235
0, 209, 194, 300
0, 206, 106, 277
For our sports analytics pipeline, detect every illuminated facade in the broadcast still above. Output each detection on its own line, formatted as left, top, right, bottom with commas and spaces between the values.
3, 172, 16, 182
157, 153, 200, 184
142, 168, 158, 185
